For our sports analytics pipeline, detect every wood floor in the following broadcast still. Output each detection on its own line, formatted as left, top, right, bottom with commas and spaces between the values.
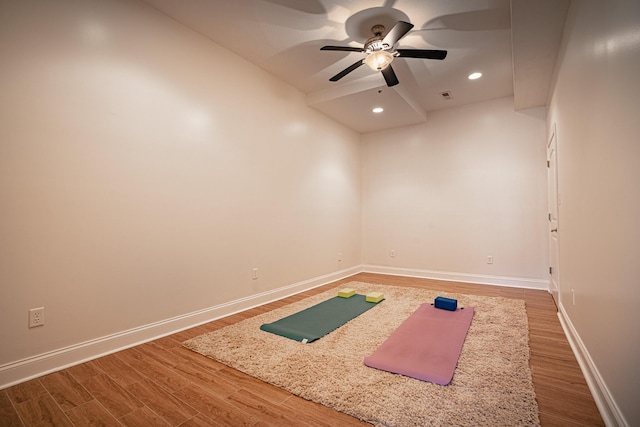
1, 273, 604, 426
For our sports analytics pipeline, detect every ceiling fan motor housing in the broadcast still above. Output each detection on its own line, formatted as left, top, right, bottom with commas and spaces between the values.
365, 25, 391, 52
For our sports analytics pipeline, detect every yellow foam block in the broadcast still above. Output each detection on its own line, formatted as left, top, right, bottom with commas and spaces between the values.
338, 288, 356, 298
366, 292, 385, 303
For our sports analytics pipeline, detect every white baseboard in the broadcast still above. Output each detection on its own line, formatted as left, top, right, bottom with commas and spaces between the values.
557, 303, 628, 427
362, 264, 549, 290
0, 266, 361, 390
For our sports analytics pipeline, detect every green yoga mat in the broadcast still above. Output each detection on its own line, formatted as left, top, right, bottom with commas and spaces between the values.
260, 294, 380, 343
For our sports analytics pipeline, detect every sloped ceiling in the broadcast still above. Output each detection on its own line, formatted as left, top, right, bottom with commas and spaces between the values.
143, 0, 570, 133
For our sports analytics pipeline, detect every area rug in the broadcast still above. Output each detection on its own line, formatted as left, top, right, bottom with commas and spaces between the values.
183, 282, 540, 426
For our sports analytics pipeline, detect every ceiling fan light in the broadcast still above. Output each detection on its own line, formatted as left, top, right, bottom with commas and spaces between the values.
365, 50, 394, 71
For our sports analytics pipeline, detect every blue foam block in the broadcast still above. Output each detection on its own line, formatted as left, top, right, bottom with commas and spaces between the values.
434, 296, 457, 311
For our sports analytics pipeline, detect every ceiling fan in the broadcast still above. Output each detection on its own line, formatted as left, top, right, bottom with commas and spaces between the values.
321, 21, 447, 87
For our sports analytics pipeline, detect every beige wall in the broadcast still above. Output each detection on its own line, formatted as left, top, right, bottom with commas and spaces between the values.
362, 97, 548, 284
0, 0, 361, 371
546, 0, 640, 425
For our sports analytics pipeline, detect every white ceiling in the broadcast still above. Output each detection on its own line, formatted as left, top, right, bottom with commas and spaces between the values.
142, 0, 570, 133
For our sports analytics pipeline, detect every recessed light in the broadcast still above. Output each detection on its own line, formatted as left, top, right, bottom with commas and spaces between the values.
372, 107, 384, 113
468, 72, 482, 80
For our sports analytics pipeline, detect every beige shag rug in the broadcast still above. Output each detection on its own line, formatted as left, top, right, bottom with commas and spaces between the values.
183, 282, 540, 426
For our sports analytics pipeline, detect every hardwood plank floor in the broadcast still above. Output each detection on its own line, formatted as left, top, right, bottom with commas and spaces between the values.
0, 273, 604, 426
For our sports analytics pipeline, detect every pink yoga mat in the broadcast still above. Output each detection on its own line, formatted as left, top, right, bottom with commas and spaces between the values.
364, 303, 474, 385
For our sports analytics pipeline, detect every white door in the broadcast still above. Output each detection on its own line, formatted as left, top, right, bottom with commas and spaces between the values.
547, 125, 560, 307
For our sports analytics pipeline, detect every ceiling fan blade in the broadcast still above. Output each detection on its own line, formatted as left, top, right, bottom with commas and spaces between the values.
396, 49, 448, 60
382, 21, 414, 47
321, 46, 364, 52
381, 65, 399, 87
329, 59, 365, 81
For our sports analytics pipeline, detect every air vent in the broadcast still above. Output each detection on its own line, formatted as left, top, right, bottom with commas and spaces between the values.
440, 91, 453, 100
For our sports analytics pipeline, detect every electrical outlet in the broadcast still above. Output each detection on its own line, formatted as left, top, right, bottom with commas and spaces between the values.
390, 250, 396, 258
487, 255, 493, 264
338, 252, 342, 262
29, 307, 45, 328
252, 268, 258, 280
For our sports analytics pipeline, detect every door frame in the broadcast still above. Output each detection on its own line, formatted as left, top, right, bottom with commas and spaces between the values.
547, 124, 560, 307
